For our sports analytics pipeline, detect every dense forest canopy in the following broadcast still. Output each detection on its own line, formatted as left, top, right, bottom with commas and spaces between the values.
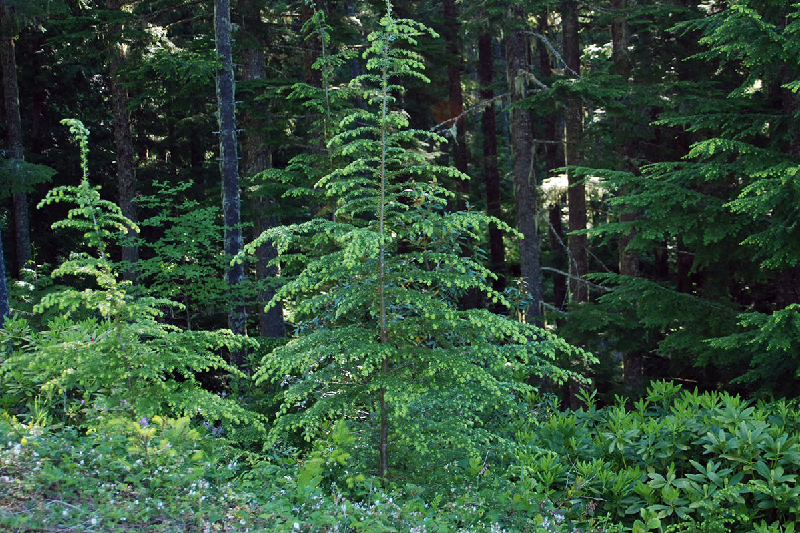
1, 0, 800, 531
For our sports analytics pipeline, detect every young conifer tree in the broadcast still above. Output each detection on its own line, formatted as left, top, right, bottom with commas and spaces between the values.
1, 120, 260, 428
244, 3, 588, 478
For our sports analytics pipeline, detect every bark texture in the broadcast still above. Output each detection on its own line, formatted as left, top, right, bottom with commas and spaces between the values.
507, 5, 543, 323
215, 0, 246, 366
563, 0, 588, 303
240, 0, 285, 338
1, 5, 30, 272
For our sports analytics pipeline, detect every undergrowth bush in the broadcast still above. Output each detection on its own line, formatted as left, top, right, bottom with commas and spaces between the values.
506, 381, 800, 533
2, 382, 798, 532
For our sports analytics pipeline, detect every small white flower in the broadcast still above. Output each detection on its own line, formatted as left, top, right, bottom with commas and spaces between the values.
293, 522, 300, 530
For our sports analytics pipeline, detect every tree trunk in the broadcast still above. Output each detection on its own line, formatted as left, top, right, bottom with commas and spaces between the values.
443, 0, 477, 309
538, 12, 568, 311
240, 0, 285, 338
443, 0, 468, 201
106, 0, 138, 283
611, 0, 643, 390
775, 266, 800, 310
0, 224, 8, 328
215, 0, 246, 367
612, 0, 637, 279
1, 5, 30, 272
654, 241, 669, 281
255, 204, 285, 337
563, 0, 588, 303
507, 5, 543, 323
302, 2, 322, 88
479, 32, 506, 292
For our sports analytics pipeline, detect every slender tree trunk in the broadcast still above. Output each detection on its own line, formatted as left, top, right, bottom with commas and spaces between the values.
240, 0, 285, 338
443, 0, 468, 200
610, 0, 643, 390
563, 0, 588, 303
0, 224, 8, 328
215, 0, 246, 366
378, 10, 392, 480
106, 0, 138, 283
1, 5, 30, 272
443, 0, 477, 308
479, 32, 506, 292
507, 5, 543, 323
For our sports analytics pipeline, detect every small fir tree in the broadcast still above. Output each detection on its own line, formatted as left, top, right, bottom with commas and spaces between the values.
0, 120, 260, 429
244, 4, 589, 479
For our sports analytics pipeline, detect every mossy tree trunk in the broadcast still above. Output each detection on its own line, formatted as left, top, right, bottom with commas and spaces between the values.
507, 4, 543, 323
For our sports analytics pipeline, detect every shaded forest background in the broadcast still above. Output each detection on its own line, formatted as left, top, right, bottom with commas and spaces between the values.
3, 1, 800, 531
3, 0, 800, 402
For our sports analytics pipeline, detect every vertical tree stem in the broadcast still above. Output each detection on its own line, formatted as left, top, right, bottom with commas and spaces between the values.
215, 0, 246, 367
378, 5, 390, 481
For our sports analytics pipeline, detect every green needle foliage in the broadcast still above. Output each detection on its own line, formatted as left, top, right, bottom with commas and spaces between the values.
243, 3, 590, 478
0, 120, 260, 430
132, 179, 231, 331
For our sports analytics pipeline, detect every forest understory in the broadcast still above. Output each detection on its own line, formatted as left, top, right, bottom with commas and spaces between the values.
1, 0, 799, 531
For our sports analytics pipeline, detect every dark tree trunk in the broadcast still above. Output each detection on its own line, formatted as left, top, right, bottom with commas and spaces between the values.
0, 224, 8, 328
443, 0, 468, 201
507, 5, 543, 323
563, 0, 588, 303
676, 244, 699, 294
444, 0, 477, 309
301, 2, 322, 88
215, 0, 246, 366
22, 31, 46, 158
1, 5, 30, 272
347, 2, 360, 80
107, 0, 138, 283
611, 0, 643, 390
241, 0, 285, 338
611, 0, 636, 280
479, 32, 506, 292
538, 12, 568, 310
255, 204, 285, 338
775, 266, 800, 310
654, 242, 669, 281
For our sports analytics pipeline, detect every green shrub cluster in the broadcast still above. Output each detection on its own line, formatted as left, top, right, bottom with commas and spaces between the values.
506, 381, 800, 533
3, 383, 798, 533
